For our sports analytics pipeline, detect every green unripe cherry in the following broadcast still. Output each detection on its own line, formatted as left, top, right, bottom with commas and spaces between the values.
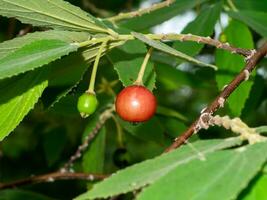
77, 92, 98, 118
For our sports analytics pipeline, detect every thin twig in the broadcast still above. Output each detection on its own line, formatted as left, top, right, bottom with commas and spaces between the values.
0, 172, 107, 190
61, 106, 114, 171
82, 0, 112, 17
107, 0, 175, 23
146, 33, 252, 57
80, 34, 253, 57
165, 42, 267, 152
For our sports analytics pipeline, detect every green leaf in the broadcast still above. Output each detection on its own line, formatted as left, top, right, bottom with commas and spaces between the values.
75, 137, 242, 200
82, 114, 106, 173
119, 0, 208, 31
132, 32, 217, 70
42, 52, 89, 109
48, 52, 88, 87
156, 106, 188, 122
119, 117, 165, 145
0, 189, 55, 200
155, 63, 192, 90
157, 116, 188, 138
0, 0, 108, 33
242, 75, 265, 117
238, 173, 267, 200
0, 30, 90, 60
0, 39, 78, 80
173, 3, 221, 61
234, 0, 267, 12
228, 11, 267, 37
0, 69, 48, 141
215, 20, 254, 116
137, 142, 267, 200
108, 40, 156, 91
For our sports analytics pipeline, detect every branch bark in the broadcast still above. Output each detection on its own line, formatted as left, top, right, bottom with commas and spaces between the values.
0, 172, 107, 190
165, 42, 267, 152
61, 106, 114, 171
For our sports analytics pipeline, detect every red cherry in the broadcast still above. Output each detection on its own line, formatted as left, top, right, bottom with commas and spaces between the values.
115, 85, 157, 122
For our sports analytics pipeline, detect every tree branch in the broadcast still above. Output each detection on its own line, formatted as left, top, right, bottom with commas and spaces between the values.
61, 106, 114, 171
165, 42, 267, 152
107, 0, 175, 23
0, 172, 107, 190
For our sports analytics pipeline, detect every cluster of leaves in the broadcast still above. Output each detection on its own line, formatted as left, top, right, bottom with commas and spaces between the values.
0, 0, 267, 200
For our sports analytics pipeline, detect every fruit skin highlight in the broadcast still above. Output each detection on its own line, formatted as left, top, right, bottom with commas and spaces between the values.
77, 92, 98, 118
115, 85, 157, 122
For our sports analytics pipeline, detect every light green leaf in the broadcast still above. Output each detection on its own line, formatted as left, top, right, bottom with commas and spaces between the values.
173, 3, 222, 62
119, 0, 208, 31
0, 0, 108, 33
0, 30, 90, 60
0, 39, 78, 80
138, 141, 267, 200
228, 11, 267, 37
0, 69, 48, 141
215, 20, 254, 116
132, 32, 217, 70
239, 173, 267, 200
75, 137, 242, 200
108, 40, 156, 91
82, 114, 106, 173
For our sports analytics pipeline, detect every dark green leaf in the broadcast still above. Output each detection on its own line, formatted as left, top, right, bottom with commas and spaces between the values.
228, 11, 267, 37
43, 127, 67, 166
156, 106, 187, 122
82, 114, 106, 173
0, 189, 54, 200
119, 117, 165, 145
173, 3, 222, 61
234, 0, 267, 12
215, 20, 254, 116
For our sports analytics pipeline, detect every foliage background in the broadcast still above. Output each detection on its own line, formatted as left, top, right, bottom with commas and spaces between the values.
0, 0, 267, 199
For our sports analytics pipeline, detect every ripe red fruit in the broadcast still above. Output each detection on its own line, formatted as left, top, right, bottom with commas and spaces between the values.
115, 85, 157, 122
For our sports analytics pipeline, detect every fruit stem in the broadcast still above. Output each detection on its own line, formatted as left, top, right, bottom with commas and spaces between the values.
87, 39, 109, 93
134, 47, 153, 85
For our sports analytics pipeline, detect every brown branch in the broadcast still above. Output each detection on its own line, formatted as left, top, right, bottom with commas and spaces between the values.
61, 106, 114, 171
0, 172, 107, 190
165, 42, 267, 152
